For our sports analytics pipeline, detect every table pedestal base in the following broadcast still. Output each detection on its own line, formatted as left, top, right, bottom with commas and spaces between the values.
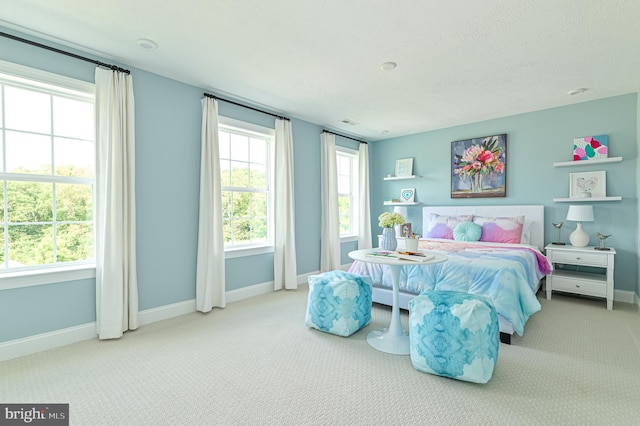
347, 248, 447, 357
366, 329, 410, 355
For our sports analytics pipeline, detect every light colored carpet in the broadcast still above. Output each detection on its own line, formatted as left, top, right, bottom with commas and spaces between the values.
1, 286, 640, 426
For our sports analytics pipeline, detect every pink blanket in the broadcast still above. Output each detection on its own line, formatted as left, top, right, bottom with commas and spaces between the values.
418, 239, 553, 276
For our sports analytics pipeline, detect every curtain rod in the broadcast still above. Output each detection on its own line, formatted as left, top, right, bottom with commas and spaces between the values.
322, 129, 367, 144
0, 31, 130, 74
203, 93, 289, 121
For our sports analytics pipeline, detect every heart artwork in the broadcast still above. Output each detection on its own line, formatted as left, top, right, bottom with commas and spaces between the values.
577, 177, 597, 192
401, 188, 415, 202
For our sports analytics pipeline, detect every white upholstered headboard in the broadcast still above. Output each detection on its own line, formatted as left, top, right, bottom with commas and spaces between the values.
422, 205, 545, 250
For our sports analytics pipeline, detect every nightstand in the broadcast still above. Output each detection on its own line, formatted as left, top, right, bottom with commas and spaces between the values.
544, 244, 616, 310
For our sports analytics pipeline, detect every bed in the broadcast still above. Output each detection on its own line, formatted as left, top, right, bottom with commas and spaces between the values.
348, 205, 552, 344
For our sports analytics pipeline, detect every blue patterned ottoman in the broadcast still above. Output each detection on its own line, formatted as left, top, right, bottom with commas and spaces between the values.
408, 290, 499, 383
305, 270, 372, 337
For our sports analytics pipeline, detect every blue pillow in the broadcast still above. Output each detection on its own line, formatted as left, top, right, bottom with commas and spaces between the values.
453, 221, 482, 242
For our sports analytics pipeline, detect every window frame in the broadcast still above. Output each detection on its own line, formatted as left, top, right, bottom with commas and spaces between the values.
0, 60, 96, 289
218, 116, 275, 259
336, 146, 360, 242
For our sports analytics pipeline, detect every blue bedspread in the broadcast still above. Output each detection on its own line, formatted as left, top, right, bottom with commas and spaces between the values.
348, 240, 552, 336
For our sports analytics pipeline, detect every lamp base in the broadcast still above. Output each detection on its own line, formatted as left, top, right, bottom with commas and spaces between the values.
569, 223, 590, 247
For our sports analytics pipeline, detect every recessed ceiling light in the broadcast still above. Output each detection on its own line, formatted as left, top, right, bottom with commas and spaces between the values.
568, 88, 588, 96
341, 118, 359, 125
137, 38, 158, 50
380, 62, 397, 71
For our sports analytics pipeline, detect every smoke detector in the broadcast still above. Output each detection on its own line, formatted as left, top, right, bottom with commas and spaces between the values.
380, 62, 397, 71
568, 88, 588, 96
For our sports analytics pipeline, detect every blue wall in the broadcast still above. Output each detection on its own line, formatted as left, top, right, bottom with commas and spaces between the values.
0, 27, 637, 344
0, 28, 330, 342
369, 94, 638, 293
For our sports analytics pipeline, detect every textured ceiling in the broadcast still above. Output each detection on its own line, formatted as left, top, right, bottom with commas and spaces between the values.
1, 0, 639, 141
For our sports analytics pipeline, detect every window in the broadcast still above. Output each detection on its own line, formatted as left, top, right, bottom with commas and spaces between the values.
0, 61, 95, 275
336, 147, 360, 238
219, 117, 274, 253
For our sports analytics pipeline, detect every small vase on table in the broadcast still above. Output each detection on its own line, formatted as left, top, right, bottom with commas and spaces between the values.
381, 227, 397, 251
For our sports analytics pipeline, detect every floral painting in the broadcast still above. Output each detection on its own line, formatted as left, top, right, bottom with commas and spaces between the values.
451, 134, 506, 198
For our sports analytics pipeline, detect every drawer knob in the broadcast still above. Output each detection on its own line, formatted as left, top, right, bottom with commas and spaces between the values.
576, 257, 581, 260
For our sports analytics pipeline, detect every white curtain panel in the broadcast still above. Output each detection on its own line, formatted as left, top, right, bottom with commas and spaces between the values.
274, 118, 298, 290
196, 97, 226, 312
320, 132, 340, 271
95, 67, 138, 340
358, 142, 372, 249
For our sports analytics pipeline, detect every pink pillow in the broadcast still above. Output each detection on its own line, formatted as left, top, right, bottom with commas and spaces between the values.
425, 214, 473, 240
473, 215, 525, 244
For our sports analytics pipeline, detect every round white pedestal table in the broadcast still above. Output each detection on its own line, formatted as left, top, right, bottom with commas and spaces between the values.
348, 248, 447, 355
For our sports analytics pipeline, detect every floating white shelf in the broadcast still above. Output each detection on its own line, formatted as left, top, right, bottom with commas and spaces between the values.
553, 196, 622, 202
383, 201, 421, 206
553, 157, 622, 167
383, 175, 419, 180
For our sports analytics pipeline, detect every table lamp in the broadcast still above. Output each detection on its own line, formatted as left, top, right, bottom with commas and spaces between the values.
393, 206, 408, 237
566, 205, 594, 247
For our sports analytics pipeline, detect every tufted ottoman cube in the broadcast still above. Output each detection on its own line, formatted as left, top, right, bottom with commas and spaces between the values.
408, 290, 499, 383
305, 270, 372, 337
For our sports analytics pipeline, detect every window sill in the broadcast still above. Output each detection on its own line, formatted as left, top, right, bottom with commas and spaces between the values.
224, 245, 274, 259
340, 235, 359, 243
0, 264, 96, 290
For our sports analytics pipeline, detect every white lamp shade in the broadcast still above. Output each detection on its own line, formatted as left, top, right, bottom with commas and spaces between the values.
393, 205, 408, 219
393, 206, 408, 237
566, 205, 594, 222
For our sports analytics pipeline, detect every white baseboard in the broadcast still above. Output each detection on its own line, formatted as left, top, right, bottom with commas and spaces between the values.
138, 299, 197, 326
0, 273, 321, 362
0, 322, 97, 362
614, 289, 636, 305
298, 262, 351, 278
226, 281, 274, 303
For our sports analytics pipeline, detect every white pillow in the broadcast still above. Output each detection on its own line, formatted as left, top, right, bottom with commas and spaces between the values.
520, 220, 532, 245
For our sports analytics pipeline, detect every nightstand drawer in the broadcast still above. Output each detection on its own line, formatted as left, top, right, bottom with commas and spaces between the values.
551, 273, 607, 298
551, 251, 608, 266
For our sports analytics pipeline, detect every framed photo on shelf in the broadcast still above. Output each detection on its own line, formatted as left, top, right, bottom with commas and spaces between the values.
401, 223, 412, 237
395, 158, 413, 177
570, 171, 606, 198
400, 188, 415, 203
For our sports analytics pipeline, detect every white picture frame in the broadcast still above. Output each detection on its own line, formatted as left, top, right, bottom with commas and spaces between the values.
570, 171, 606, 198
400, 188, 416, 203
395, 158, 413, 177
